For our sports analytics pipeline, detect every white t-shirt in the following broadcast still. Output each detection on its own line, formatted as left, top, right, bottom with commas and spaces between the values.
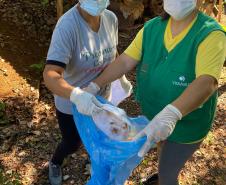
47, 5, 118, 114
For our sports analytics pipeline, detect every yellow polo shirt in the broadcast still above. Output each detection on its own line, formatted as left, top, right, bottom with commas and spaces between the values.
125, 18, 226, 81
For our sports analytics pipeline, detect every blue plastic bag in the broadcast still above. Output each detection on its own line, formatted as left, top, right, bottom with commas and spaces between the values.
72, 97, 153, 185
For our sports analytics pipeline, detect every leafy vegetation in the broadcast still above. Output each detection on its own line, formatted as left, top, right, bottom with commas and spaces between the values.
40, 0, 49, 7
0, 168, 22, 185
30, 60, 45, 74
0, 101, 8, 125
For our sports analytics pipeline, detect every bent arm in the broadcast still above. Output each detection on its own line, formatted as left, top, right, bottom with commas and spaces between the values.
43, 64, 74, 99
172, 75, 218, 116
173, 31, 226, 116
94, 53, 138, 87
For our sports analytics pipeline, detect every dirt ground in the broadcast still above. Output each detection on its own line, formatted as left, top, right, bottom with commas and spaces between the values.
0, 1, 225, 185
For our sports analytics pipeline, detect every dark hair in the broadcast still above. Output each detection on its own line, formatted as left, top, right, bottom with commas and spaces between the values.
160, 11, 170, 20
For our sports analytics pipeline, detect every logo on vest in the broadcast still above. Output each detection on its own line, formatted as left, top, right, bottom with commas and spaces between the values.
179, 76, 186, 82
172, 76, 190, 87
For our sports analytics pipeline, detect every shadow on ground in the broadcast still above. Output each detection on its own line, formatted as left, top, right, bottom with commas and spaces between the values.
0, 20, 48, 97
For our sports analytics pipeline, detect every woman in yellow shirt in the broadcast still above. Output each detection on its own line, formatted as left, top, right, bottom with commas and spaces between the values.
71, 0, 226, 184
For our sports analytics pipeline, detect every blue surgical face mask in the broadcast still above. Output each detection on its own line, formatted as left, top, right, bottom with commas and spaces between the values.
79, 0, 110, 16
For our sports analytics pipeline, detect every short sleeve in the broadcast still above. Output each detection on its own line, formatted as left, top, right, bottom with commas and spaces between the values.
124, 28, 143, 61
196, 31, 226, 81
47, 22, 75, 65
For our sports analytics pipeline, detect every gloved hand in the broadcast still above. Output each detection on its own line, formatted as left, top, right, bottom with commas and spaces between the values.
119, 75, 133, 95
70, 87, 103, 115
134, 104, 182, 157
83, 82, 100, 95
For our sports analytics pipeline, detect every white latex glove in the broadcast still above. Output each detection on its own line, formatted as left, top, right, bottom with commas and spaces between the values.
83, 82, 100, 95
134, 104, 182, 157
70, 87, 103, 115
119, 75, 133, 95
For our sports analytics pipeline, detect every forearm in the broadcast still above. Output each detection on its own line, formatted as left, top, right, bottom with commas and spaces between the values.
94, 53, 137, 87
43, 70, 73, 99
172, 75, 218, 116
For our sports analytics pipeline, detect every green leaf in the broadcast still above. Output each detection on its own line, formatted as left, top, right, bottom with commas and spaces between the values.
30, 60, 44, 73
41, 0, 49, 7
0, 101, 6, 111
